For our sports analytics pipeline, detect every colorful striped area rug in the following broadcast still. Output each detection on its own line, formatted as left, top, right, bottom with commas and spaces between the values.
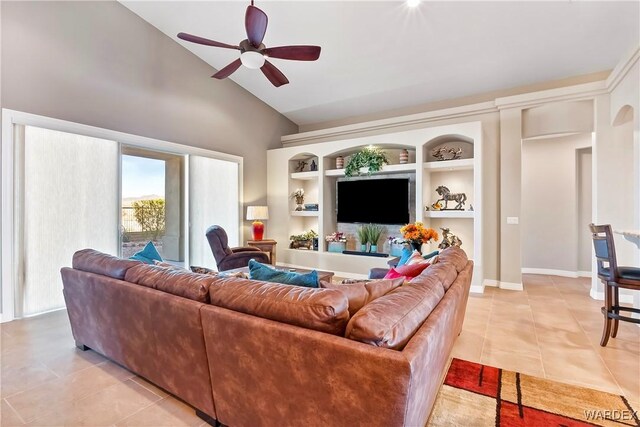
428, 358, 639, 427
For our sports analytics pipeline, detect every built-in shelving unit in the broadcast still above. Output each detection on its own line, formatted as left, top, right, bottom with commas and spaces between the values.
290, 210, 319, 217
267, 121, 483, 288
290, 171, 319, 180
424, 210, 474, 218
325, 163, 417, 177
423, 158, 474, 171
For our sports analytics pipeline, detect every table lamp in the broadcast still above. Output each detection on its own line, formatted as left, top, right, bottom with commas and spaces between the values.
246, 206, 269, 241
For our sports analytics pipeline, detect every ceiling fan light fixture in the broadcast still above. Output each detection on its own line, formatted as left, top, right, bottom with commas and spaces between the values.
240, 51, 265, 69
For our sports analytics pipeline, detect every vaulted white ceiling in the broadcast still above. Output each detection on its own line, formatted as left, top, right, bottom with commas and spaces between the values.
121, 1, 639, 126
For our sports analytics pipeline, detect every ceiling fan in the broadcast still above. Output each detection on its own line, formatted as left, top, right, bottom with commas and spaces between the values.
177, 1, 321, 87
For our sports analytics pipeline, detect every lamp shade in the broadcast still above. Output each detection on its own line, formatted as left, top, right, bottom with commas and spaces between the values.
246, 206, 269, 221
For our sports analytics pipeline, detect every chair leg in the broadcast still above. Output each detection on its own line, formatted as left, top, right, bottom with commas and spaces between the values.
611, 286, 619, 338
600, 284, 612, 347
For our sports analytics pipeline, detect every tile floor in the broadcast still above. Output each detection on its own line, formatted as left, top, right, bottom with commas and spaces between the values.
1, 274, 638, 426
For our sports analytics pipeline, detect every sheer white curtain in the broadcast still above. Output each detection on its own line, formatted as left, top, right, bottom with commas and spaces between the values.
189, 155, 240, 269
17, 125, 119, 317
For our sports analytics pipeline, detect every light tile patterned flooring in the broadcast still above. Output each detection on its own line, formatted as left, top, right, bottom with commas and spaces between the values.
1, 274, 638, 426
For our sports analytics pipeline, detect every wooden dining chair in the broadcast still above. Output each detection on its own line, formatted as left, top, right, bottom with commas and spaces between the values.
589, 224, 640, 346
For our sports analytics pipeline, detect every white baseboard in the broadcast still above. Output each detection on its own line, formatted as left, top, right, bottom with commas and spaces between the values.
1, 312, 14, 323
482, 279, 523, 291
522, 268, 592, 278
589, 288, 635, 304
499, 281, 524, 291
483, 279, 499, 287
470, 285, 485, 294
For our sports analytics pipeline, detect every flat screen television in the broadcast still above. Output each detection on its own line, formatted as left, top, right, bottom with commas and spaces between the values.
337, 178, 410, 224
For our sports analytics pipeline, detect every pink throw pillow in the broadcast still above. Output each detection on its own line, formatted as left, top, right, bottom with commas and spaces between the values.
383, 268, 405, 280
395, 262, 430, 279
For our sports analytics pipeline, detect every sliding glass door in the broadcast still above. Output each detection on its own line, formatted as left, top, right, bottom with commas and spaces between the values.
8, 117, 242, 319
17, 125, 119, 317
189, 155, 240, 269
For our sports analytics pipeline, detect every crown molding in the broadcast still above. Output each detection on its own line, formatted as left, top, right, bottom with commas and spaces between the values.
494, 81, 608, 110
606, 45, 640, 92
281, 101, 497, 146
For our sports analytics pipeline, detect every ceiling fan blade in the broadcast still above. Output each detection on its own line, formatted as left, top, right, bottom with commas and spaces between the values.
263, 46, 321, 61
260, 60, 289, 87
177, 32, 240, 50
212, 59, 242, 79
245, 5, 268, 47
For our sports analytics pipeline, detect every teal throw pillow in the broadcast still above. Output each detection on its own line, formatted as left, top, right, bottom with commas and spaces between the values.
396, 247, 413, 267
248, 259, 319, 288
130, 241, 162, 264
422, 250, 440, 261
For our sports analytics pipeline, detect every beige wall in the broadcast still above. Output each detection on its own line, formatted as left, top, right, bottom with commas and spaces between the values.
521, 133, 592, 272
0, 1, 298, 212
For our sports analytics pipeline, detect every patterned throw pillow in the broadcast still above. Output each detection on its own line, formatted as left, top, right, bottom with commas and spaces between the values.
189, 266, 247, 279
405, 250, 428, 266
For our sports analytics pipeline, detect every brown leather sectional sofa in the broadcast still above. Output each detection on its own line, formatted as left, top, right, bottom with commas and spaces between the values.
61, 247, 473, 427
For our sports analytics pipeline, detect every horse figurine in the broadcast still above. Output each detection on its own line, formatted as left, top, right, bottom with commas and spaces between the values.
439, 227, 462, 250
435, 185, 467, 210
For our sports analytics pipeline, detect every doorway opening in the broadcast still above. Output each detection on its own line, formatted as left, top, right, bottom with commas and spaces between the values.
121, 147, 185, 264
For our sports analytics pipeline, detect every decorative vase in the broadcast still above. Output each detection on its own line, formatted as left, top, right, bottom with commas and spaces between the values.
399, 149, 409, 164
328, 241, 346, 253
295, 196, 304, 211
360, 244, 367, 252
370, 244, 378, 253
336, 156, 344, 169
411, 242, 422, 253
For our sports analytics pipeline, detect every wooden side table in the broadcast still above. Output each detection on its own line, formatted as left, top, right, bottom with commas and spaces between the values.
247, 239, 277, 265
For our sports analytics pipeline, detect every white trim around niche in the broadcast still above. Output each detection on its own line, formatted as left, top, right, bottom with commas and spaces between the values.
1, 109, 245, 323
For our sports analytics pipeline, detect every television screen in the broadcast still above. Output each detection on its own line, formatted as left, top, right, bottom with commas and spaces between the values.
337, 178, 410, 224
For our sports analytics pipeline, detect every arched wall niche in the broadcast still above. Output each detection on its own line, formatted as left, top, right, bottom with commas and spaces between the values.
423, 134, 474, 162
288, 152, 319, 173
612, 104, 634, 126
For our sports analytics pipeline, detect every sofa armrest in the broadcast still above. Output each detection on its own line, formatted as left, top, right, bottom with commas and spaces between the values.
368, 268, 390, 279
387, 256, 400, 267
218, 252, 270, 271
230, 246, 262, 254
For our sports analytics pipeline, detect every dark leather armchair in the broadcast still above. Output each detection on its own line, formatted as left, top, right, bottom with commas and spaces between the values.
206, 225, 270, 271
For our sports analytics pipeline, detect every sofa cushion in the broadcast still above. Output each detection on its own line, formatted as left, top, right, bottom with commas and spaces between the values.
384, 262, 430, 280
411, 262, 457, 291
437, 247, 468, 273
125, 264, 214, 303
72, 249, 140, 280
248, 259, 319, 288
320, 278, 404, 316
405, 250, 426, 265
345, 274, 445, 350
129, 241, 163, 264
209, 277, 349, 335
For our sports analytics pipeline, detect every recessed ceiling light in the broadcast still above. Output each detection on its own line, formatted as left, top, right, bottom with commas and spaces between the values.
407, 0, 421, 7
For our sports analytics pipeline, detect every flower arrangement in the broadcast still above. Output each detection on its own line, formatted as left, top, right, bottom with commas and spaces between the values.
400, 222, 439, 246
325, 232, 347, 243
387, 236, 406, 245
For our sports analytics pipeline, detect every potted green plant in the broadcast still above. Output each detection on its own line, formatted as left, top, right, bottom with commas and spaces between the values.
289, 230, 318, 250
356, 225, 369, 252
344, 147, 388, 177
367, 224, 384, 253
